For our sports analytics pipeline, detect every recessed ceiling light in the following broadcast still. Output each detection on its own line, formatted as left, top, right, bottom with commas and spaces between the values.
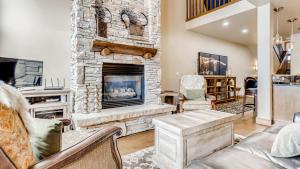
241, 28, 249, 34
222, 21, 230, 27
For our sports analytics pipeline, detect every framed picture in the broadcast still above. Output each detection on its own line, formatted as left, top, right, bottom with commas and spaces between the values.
198, 52, 228, 75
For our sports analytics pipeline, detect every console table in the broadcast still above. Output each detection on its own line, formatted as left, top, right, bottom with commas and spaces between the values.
21, 89, 71, 119
153, 110, 237, 169
204, 76, 237, 104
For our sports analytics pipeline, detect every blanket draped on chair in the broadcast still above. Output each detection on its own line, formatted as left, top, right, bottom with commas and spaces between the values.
0, 81, 33, 132
0, 81, 36, 169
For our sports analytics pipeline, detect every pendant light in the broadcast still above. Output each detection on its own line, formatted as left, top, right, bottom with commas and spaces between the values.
287, 18, 298, 52
274, 7, 284, 45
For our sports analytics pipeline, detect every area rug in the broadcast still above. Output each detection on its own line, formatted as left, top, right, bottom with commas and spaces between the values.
122, 135, 246, 169
122, 146, 158, 169
216, 98, 254, 114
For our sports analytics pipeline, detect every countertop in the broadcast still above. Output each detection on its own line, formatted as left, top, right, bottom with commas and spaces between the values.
273, 83, 300, 87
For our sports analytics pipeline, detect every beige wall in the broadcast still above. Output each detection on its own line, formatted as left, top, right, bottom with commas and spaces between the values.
161, 0, 256, 92
0, 0, 72, 87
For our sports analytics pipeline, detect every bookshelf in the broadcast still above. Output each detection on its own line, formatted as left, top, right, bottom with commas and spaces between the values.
204, 76, 237, 104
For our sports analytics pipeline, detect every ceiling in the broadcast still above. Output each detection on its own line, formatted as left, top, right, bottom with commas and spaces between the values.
189, 0, 300, 46
272, 0, 300, 38
191, 8, 257, 45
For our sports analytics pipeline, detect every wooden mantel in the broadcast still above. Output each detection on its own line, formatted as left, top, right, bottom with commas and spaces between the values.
91, 40, 158, 59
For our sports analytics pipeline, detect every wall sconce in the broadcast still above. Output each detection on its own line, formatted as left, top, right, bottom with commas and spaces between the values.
254, 60, 258, 72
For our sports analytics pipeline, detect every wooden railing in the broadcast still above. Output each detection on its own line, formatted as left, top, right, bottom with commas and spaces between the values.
186, 0, 240, 21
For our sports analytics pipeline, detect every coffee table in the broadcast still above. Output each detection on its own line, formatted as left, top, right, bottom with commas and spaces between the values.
153, 110, 237, 169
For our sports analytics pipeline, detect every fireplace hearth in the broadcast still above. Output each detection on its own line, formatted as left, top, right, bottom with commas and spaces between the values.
102, 63, 144, 109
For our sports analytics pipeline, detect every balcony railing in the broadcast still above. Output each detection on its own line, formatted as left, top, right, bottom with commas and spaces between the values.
186, 0, 240, 21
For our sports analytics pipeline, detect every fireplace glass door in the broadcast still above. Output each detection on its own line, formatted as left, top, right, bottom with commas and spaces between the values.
103, 75, 144, 102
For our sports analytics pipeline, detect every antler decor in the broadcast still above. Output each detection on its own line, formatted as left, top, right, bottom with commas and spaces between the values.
120, 8, 148, 36
92, 0, 112, 38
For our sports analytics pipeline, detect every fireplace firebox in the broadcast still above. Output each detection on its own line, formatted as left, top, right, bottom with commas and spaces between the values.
102, 63, 145, 109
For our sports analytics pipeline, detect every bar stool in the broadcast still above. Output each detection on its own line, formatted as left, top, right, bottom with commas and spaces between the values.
242, 77, 257, 116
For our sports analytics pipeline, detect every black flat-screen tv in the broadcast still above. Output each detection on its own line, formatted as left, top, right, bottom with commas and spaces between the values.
0, 57, 43, 88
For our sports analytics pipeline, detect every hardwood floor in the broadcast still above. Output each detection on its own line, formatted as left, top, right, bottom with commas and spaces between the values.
118, 129, 154, 155
234, 116, 267, 136
117, 114, 267, 155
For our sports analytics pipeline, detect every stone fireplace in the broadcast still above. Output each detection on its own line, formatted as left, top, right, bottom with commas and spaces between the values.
71, 0, 176, 135
102, 63, 145, 109
71, 0, 162, 114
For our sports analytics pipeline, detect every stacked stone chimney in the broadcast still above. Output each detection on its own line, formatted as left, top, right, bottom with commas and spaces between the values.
71, 0, 161, 114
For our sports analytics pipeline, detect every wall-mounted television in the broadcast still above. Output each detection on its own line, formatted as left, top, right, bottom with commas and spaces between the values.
0, 57, 43, 88
198, 52, 228, 75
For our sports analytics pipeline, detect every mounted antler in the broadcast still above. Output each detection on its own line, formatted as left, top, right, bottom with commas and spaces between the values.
120, 8, 148, 29
92, 5, 112, 24
138, 13, 148, 26
92, 0, 112, 38
120, 8, 148, 37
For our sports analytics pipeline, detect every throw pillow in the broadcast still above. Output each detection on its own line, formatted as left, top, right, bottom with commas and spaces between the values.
30, 118, 62, 161
271, 123, 300, 158
0, 104, 36, 169
183, 89, 205, 100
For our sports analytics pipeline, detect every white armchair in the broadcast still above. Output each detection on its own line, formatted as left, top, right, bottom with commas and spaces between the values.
179, 75, 216, 112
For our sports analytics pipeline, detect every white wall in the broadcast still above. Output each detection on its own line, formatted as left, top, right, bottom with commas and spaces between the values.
161, 0, 256, 92
291, 33, 300, 75
0, 0, 72, 87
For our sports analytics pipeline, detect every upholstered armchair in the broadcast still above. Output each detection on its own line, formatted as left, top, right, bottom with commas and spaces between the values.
0, 81, 122, 169
0, 111, 122, 169
30, 127, 122, 169
179, 75, 216, 112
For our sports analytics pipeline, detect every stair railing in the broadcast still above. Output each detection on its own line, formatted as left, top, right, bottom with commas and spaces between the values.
186, 0, 240, 21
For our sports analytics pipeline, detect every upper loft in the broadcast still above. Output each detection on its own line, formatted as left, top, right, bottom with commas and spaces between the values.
186, 0, 241, 21
185, 0, 300, 46
186, 0, 258, 23
185, 0, 257, 45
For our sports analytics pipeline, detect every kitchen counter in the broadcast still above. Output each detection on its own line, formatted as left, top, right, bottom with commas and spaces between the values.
273, 83, 300, 86
273, 84, 300, 122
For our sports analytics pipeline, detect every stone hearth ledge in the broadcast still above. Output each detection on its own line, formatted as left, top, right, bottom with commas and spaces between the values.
72, 104, 176, 128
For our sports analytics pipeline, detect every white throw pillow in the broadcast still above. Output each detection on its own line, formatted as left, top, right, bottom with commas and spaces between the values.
271, 123, 300, 158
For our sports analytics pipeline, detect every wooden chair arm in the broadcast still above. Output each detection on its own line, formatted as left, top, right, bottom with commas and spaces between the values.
178, 93, 185, 101
30, 126, 122, 169
178, 93, 185, 113
206, 94, 216, 101
206, 94, 216, 110
56, 118, 72, 127
0, 148, 16, 169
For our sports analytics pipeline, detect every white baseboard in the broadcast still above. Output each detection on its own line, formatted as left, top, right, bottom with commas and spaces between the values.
256, 117, 272, 126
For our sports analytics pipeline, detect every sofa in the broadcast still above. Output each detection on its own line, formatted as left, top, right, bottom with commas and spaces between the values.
187, 122, 300, 169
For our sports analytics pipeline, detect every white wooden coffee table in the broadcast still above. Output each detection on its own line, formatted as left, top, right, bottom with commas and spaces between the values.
153, 110, 237, 169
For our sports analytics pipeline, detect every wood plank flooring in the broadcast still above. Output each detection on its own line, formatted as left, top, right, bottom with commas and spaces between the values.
117, 115, 267, 155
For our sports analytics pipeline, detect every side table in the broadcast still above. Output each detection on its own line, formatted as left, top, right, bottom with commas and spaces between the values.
160, 91, 179, 112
